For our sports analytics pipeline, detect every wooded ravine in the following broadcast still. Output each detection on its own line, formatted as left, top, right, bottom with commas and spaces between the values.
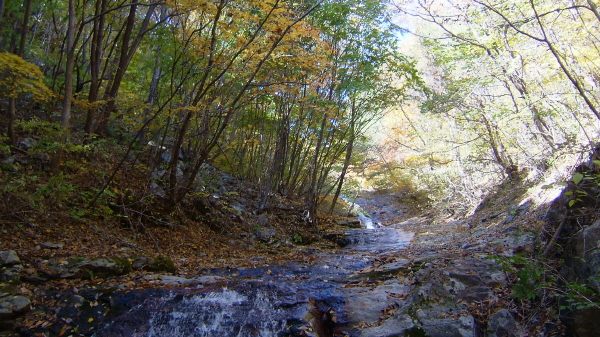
1, 0, 600, 336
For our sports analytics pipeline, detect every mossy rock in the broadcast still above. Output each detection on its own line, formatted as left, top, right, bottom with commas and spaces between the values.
109, 256, 133, 275
142, 256, 176, 274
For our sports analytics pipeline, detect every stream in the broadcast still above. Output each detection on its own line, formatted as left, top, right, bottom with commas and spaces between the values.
94, 220, 414, 337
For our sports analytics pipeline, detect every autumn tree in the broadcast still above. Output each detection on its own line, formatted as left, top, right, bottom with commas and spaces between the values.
384, 0, 600, 212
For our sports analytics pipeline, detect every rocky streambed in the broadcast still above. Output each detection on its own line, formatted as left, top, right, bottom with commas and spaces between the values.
1, 212, 548, 337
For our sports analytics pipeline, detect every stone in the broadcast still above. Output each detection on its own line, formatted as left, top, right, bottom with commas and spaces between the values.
132, 256, 175, 273
230, 202, 246, 214
149, 182, 166, 198
418, 309, 476, 337
17, 138, 36, 150
257, 214, 270, 227
358, 314, 417, 337
323, 233, 350, 247
254, 228, 276, 242
0, 264, 23, 284
588, 250, 600, 292
486, 309, 519, 337
39, 242, 63, 249
0, 295, 31, 319
343, 281, 410, 325
0, 250, 20, 266
335, 218, 362, 228
142, 274, 207, 286
560, 220, 600, 337
41, 256, 133, 279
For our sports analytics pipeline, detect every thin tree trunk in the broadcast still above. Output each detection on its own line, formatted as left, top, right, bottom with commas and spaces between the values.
306, 114, 328, 227
7, 98, 16, 147
51, 0, 75, 173
85, 0, 107, 134
95, 0, 139, 135
7, 0, 32, 147
17, 0, 32, 56
330, 98, 357, 213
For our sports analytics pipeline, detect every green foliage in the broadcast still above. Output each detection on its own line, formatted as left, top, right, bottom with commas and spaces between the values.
490, 253, 600, 310
293, 233, 303, 244
34, 172, 75, 201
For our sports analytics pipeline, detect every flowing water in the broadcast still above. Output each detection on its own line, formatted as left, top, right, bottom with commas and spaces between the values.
94, 218, 413, 337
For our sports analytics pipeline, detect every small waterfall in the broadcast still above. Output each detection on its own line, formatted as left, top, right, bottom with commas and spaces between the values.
96, 284, 321, 337
144, 289, 288, 337
357, 212, 376, 229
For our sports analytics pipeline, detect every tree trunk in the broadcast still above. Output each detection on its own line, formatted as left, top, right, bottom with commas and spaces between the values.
7, 98, 16, 147
85, 0, 107, 134
330, 98, 357, 214
50, 0, 75, 173
95, 0, 139, 135
306, 113, 328, 227
7, 0, 32, 147
17, 0, 32, 56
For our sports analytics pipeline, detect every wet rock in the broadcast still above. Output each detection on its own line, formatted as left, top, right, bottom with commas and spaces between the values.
323, 233, 350, 247
335, 218, 362, 229
0, 250, 20, 266
486, 309, 519, 337
142, 274, 205, 286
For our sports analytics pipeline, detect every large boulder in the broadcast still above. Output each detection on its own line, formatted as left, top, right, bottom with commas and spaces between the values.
486, 309, 520, 337
356, 257, 505, 337
560, 220, 600, 337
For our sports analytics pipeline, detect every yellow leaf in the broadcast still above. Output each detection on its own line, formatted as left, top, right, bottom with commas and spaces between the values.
88, 318, 94, 323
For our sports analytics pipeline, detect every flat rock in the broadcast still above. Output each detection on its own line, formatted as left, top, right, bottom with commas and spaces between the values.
343, 281, 410, 324
39, 242, 64, 249
0, 251, 20, 266
335, 218, 362, 229
0, 295, 30, 319
41, 257, 132, 279
142, 274, 205, 286
359, 314, 418, 337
